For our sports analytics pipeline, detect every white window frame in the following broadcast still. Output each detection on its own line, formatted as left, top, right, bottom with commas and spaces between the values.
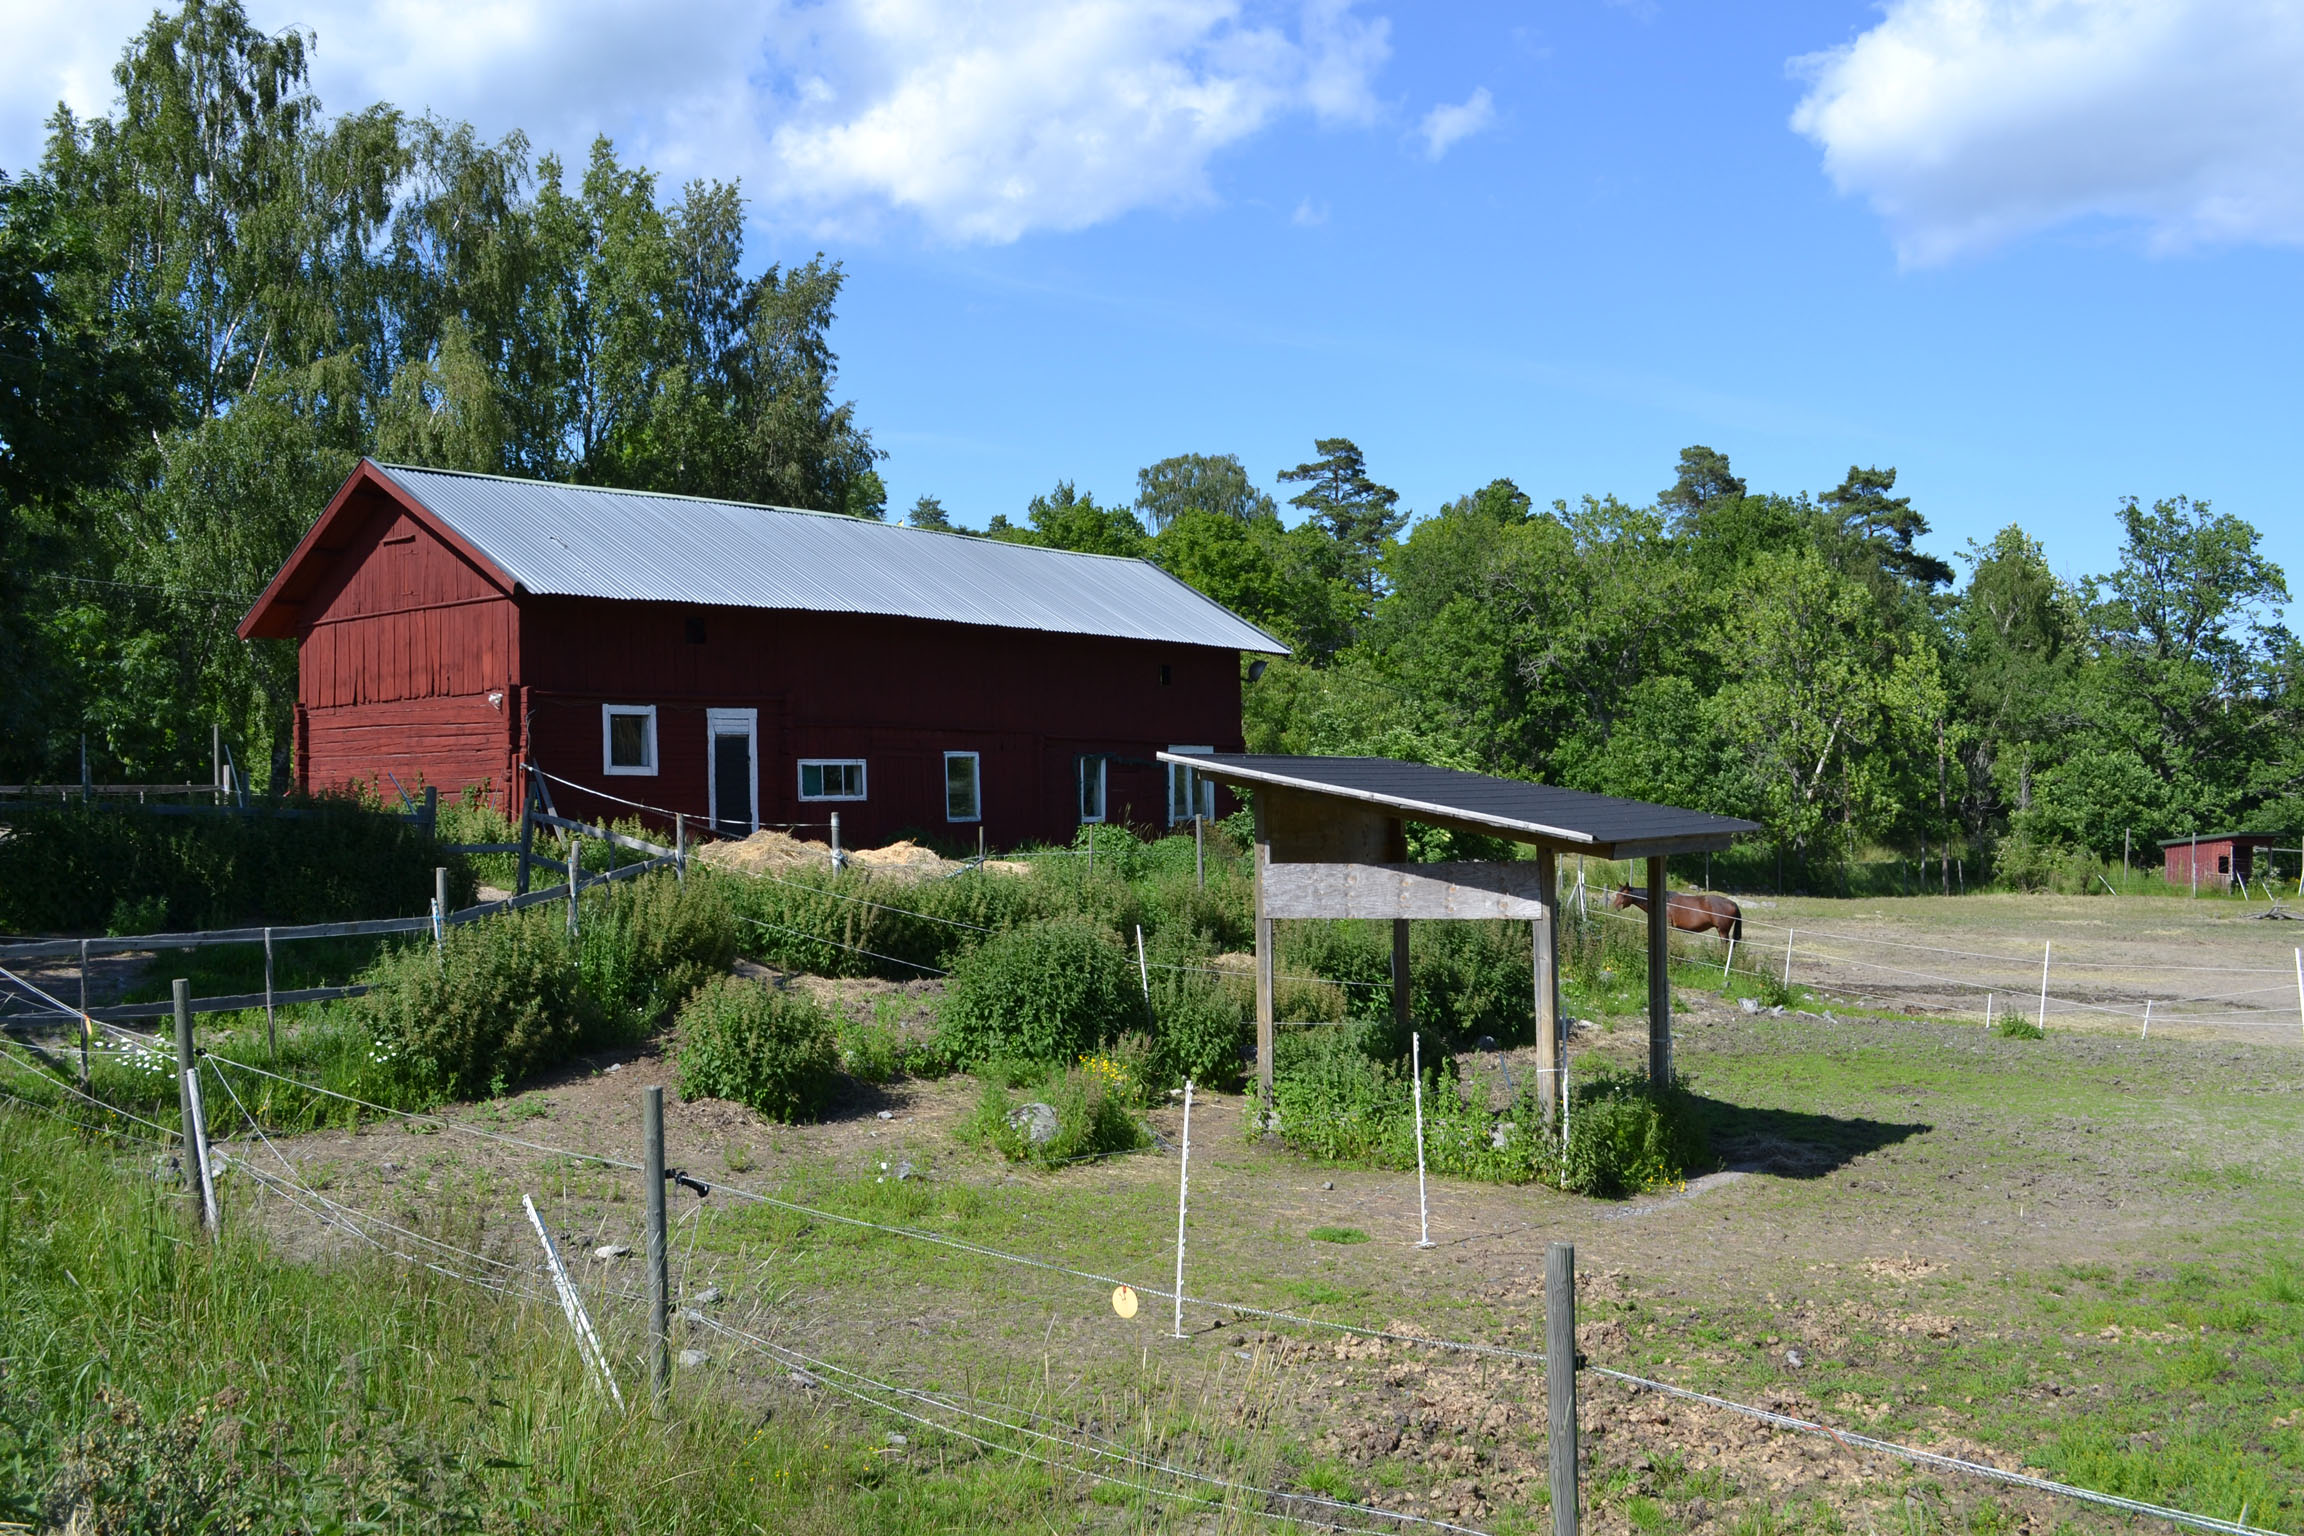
705, 708, 757, 835
1166, 745, 1214, 824
602, 704, 659, 776
1078, 755, 1107, 825
798, 758, 868, 802
943, 751, 982, 823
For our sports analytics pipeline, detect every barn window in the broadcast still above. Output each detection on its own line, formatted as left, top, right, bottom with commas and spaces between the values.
799, 759, 867, 801
602, 705, 657, 776
1166, 746, 1213, 824
1159, 664, 1173, 685
1078, 756, 1107, 824
684, 615, 707, 645
944, 752, 981, 823
2218, 854, 2230, 873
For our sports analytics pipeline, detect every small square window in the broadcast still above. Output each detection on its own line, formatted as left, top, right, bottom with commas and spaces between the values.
602, 705, 657, 775
944, 752, 981, 822
684, 615, 707, 644
1078, 755, 1107, 824
1159, 664, 1173, 685
799, 759, 867, 801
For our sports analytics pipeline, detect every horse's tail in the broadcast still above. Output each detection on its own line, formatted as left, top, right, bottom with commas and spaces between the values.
1730, 909, 1743, 944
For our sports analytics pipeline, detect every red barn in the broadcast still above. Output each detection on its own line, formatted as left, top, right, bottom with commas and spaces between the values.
2158, 832, 2288, 892
238, 461, 1286, 847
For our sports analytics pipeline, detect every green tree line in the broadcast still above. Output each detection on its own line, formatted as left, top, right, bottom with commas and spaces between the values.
2, 0, 881, 788
7, 1, 2297, 882
960, 441, 2300, 881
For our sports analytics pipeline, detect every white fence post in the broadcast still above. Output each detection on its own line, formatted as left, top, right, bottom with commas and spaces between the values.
2037, 941, 2052, 1030
523, 1194, 624, 1407
1171, 1081, 1193, 1339
1136, 925, 1150, 1000
1411, 1032, 1434, 1249
1782, 929, 1794, 987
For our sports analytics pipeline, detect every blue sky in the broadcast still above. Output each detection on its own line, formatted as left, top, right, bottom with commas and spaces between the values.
8, 0, 2300, 605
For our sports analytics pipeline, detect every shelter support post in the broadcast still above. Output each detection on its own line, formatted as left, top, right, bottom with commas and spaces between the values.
1646, 854, 1671, 1087
1534, 847, 1560, 1127
1391, 922, 1410, 1037
1254, 796, 1275, 1110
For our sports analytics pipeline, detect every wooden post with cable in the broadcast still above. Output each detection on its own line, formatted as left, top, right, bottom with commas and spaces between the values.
1547, 1240, 1579, 1536
1646, 855, 1672, 1087
644, 1085, 670, 1413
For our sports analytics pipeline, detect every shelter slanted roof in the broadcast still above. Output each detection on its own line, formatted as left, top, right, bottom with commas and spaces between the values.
2155, 832, 2290, 848
1166, 754, 1760, 859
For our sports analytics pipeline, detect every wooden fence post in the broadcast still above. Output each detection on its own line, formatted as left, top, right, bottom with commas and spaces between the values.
644, 1085, 670, 1413
422, 784, 437, 836
1547, 1241, 1579, 1536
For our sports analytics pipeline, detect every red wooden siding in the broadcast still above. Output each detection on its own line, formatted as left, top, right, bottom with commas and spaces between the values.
293, 486, 520, 802
518, 598, 1243, 846
268, 469, 1258, 839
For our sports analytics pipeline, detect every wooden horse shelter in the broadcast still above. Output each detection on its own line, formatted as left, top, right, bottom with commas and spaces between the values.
1163, 755, 1759, 1121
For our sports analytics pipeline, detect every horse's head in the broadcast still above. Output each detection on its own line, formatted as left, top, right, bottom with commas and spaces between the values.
1610, 887, 1639, 910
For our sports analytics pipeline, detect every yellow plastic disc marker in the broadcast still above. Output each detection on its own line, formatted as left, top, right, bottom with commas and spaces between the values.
1111, 1285, 1139, 1319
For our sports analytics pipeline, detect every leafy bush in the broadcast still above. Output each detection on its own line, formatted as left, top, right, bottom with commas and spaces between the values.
1995, 1015, 2045, 1039
836, 998, 907, 1083
677, 977, 841, 1122
0, 800, 473, 933
577, 869, 738, 1029
1556, 1069, 1710, 1197
934, 918, 1148, 1068
1266, 1029, 1707, 1197
965, 1059, 1147, 1167
1148, 965, 1249, 1089
348, 905, 597, 1100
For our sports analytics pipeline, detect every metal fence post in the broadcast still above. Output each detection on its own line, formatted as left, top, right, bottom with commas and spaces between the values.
1547, 1241, 1579, 1536
568, 836, 582, 939
174, 980, 217, 1233
644, 1085, 669, 1412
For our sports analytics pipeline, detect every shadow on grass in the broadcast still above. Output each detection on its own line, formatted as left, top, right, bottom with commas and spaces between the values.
1687, 1093, 1929, 1178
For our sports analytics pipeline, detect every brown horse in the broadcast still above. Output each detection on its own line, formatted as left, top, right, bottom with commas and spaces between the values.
1612, 886, 1742, 943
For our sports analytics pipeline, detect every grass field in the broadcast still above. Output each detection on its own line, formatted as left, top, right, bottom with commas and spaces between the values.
6, 888, 2303, 1534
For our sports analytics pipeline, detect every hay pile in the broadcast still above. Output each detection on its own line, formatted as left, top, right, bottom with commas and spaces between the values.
698, 830, 977, 880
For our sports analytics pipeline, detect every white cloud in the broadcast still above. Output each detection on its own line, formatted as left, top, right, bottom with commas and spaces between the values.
1292, 195, 1328, 224
767, 0, 1390, 242
0, 0, 1391, 244
1790, 0, 2304, 263
1417, 85, 1492, 160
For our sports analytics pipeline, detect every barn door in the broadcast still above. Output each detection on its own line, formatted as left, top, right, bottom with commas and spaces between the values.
706, 708, 757, 836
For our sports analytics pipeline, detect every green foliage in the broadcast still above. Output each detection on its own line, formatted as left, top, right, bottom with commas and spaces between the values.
1266, 1029, 1706, 1197
348, 905, 596, 1101
1308, 1226, 1369, 1244
964, 1061, 1149, 1168
0, 801, 471, 933
1147, 963, 1248, 1090
1995, 1015, 2046, 1040
935, 918, 1148, 1069
676, 976, 840, 1122
575, 869, 738, 1030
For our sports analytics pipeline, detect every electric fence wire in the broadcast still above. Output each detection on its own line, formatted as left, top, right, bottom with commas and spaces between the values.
738, 915, 952, 975
2, 1062, 2279, 1536
687, 1311, 1494, 1536
1586, 901, 2298, 1027
1583, 1365, 2270, 1536
0, 1040, 181, 1141
1589, 885, 2298, 975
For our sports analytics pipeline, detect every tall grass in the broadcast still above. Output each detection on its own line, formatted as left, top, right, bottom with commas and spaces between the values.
0, 1107, 1283, 1533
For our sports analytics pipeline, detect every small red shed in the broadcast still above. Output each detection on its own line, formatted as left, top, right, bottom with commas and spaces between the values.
238, 461, 1287, 847
2158, 832, 2287, 891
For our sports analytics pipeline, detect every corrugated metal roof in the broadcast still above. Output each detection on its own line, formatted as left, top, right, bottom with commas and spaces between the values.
1168, 753, 1760, 856
373, 462, 1288, 654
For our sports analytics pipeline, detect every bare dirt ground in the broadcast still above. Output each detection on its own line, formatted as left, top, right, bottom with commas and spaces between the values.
212, 908, 2304, 1536
1683, 889, 2304, 1044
